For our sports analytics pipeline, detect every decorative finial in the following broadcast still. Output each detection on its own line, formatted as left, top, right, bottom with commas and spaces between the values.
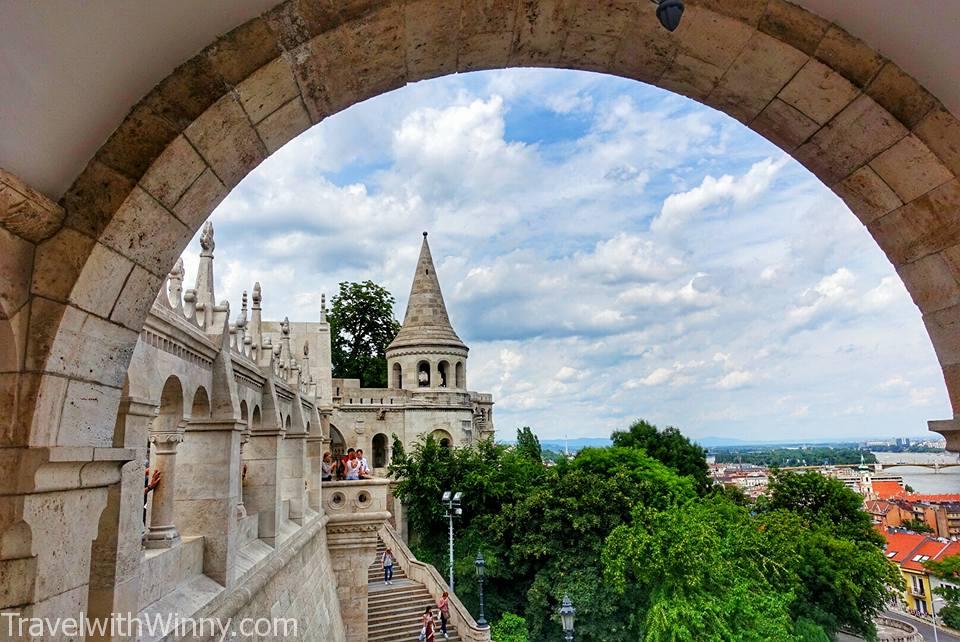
241, 290, 248, 311
200, 221, 215, 252
281, 316, 290, 336
170, 257, 185, 279
304, 341, 310, 357
252, 282, 262, 305
423, 231, 428, 238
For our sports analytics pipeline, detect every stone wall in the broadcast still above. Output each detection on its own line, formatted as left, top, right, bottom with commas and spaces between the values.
186, 516, 346, 642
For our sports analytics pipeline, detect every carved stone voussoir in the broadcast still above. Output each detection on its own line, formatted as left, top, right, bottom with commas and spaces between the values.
0, 168, 66, 242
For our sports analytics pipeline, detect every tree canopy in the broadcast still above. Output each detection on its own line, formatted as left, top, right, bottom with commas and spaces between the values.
611, 419, 711, 493
327, 280, 400, 388
390, 424, 898, 642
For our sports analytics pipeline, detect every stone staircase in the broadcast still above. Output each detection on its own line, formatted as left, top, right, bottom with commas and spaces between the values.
368, 538, 461, 642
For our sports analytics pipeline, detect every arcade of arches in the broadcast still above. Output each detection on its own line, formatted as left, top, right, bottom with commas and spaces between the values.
3, 0, 960, 639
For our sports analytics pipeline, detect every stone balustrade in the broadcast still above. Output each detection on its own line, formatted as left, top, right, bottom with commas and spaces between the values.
379, 523, 492, 642
323, 480, 393, 642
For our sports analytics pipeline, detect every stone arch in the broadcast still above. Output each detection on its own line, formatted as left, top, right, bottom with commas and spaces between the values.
190, 386, 211, 419
153, 376, 184, 435
240, 399, 249, 429
392, 362, 402, 389
372, 433, 389, 468
329, 424, 346, 458
417, 360, 431, 388
438, 360, 450, 388
455, 361, 465, 390
7, 0, 960, 454
285, 414, 292, 431
251, 405, 262, 430
432, 429, 453, 450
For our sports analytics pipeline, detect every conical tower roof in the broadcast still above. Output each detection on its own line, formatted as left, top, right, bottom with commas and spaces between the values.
387, 233, 467, 353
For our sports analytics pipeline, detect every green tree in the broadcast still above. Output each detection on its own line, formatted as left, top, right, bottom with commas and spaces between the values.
925, 555, 960, 628
763, 470, 882, 546
390, 433, 406, 466
515, 426, 542, 463
327, 280, 400, 387
611, 419, 710, 493
492, 613, 529, 642
603, 497, 801, 641
901, 518, 933, 533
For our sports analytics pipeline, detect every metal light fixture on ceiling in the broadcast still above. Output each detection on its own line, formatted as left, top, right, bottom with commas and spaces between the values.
653, 0, 685, 32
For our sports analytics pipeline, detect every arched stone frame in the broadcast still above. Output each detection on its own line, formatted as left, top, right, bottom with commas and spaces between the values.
240, 399, 249, 430
251, 405, 262, 431
329, 424, 346, 458
392, 362, 403, 389
190, 386, 211, 419
431, 429, 454, 450
455, 361, 464, 390
372, 433, 389, 469
153, 376, 185, 436
417, 360, 431, 388
437, 360, 450, 389
285, 414, 292, 431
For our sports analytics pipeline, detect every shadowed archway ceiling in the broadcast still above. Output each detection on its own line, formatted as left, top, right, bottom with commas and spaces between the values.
0, 0, 958, 199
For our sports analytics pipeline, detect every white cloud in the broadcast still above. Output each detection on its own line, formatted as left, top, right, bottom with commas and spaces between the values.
184, 67, 949, 443
652, 156, 789, 232
714, 370, 755, 390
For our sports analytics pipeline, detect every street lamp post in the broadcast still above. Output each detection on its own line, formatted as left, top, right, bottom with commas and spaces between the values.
442, 491, 462, 592
932, 595, 946, 642
559, 595, 576, 642
475, 551, 488, 628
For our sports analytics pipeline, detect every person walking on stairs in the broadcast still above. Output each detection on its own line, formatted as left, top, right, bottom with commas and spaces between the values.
382, 546, 395, 585
437, 591, 450, 639
419, 606, 436, 642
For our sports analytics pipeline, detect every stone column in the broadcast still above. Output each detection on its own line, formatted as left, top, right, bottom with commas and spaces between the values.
174, 418, 243, 586
144, 431, 184, 549
243, 431, 283, 546
280, 431, 308, 524
87, 398, 156, 639
0, 447, 130, 638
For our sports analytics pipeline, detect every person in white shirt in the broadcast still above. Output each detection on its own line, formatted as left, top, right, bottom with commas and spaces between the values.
344, 449, 361, 480
357, 449, 372, 478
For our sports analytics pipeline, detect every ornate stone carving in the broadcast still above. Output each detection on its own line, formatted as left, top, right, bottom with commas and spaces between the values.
199, 220, 215, 252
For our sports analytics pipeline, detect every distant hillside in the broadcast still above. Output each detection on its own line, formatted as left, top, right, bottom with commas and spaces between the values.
515, 437, 612, 453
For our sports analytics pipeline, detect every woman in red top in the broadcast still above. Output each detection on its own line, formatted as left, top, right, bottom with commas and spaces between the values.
437, 592, 450, 639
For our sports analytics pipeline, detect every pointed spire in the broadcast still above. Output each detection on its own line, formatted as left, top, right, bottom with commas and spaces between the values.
387, 233, 466, 353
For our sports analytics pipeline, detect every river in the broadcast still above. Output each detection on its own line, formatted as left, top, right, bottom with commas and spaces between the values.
873, 451, 960, 494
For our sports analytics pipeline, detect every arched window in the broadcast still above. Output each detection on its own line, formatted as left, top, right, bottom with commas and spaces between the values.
154, 376, 184, 433
191, 386, 210, 418
252, 405, 262, 430
330, 425, 346, 458
285, 414, 292, 431
455, 361, 464, 389
393, 362, 403, 389
417, 361, 430, 388
373, 433, 388, 468
438, 361, 449, 388
432, 429, 453, 449
240, 400, 249, 430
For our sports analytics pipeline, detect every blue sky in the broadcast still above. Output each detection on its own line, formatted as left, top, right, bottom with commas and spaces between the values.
180, 68, 950, 443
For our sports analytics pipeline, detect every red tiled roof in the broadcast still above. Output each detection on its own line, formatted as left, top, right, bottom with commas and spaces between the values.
866, 500, 893, 514
873, 480, 906, 500
883, 531, 927, 565
903, 494, 960, 503
902, 539, 951, 572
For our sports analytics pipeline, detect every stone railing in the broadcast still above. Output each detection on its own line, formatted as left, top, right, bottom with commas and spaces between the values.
873, 616, 922, 642
379, 523, 492, 642
322, 478, 392, 519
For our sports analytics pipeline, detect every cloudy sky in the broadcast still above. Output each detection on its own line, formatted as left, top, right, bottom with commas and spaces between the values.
180, 68, 949, 444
